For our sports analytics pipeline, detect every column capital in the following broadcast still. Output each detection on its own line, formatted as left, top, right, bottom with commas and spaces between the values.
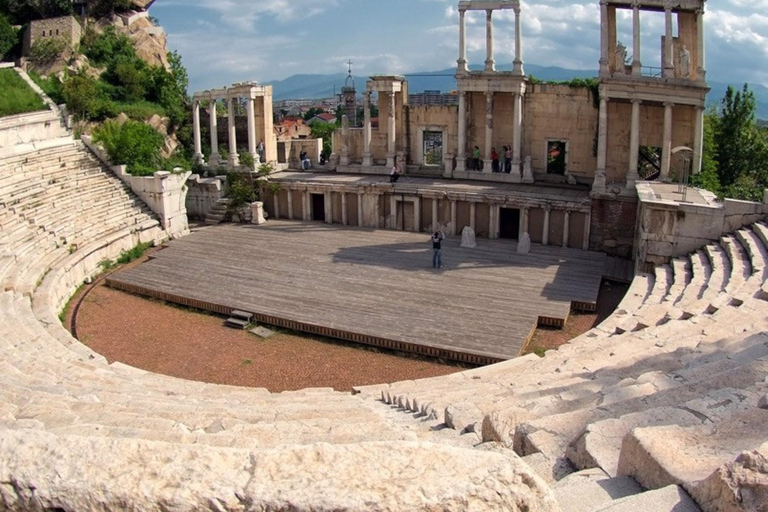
486, 8, 493, 18
513, 5, 520, 15
631, 98, 642, 105
663, 101, 675, 108
599, 0, 608, 5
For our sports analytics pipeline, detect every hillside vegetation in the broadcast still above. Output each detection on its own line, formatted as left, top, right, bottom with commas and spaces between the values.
0, 68, 46, 116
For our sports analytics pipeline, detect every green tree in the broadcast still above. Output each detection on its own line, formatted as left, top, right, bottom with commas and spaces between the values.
0, 15, 18, 60
93, 119, 164, 175
310, 121, 337, 157
690, 109, 721, 195
62, 73, 99, 119
715, 84, 768, 191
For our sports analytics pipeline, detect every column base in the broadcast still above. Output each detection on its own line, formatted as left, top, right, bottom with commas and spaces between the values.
510, 160, 522, 183
513, 60, 524, 76
386, 154, 396, 169
592, 172, 607, 194
208, 153, 221, 168
456, 156, 467, 172
484, 60, 495, 72
457, 59, 468, 74
362, 154, 373, 167
522, 166, 534, 184
631, 61, 641, 76
193, 153, 205, 166
482, 159, 493, 173
625, 173, 640, 192
340, 155, 350, 166
228, 154, 240, 169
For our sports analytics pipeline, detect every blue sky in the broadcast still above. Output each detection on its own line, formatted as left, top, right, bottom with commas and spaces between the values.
151, 0, 768, 93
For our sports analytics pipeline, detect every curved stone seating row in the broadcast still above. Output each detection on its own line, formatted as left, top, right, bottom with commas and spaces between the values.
357, 222, 768, 510
0, 140, 561, 511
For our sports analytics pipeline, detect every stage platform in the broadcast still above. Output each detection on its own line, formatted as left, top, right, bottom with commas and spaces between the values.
106, 221, 606, 365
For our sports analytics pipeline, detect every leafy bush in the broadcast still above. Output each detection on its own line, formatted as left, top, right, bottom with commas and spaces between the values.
0, 15, 18, 60
30, 36, 66, 63
62, 73, 101, 119
29, 71, 64, 104
93, 119, 164, 176
0, 68, 47, 116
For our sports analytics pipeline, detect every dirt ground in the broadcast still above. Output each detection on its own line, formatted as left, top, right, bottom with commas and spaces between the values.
68, 252, 628, 392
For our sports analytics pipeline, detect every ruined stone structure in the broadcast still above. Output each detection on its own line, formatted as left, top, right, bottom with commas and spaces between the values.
192, 82, 276, 169
22, 15, 82, 57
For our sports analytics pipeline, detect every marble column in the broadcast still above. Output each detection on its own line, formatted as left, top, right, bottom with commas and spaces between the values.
413, 197, 421, 233
432, 198, 439, 232
450, 200, 457, 236
542, 208, 551, 246
489, 205, 499, 239
599, 0, 609, 76
483, 91, 494, 173
390, 195, 398, 230
522, 207, 530, 234
208, 99, 220, 167
227, 97, 239, 168
325, 192, 333, 224
663, 8, 674, 78
469, 202, 476, 231
485, 10, 495, 72
192, 101, 203, 164
456, 91, 467, 172
583, 211, 591, 250
357, 192, 363, 227
302, 190, 308, 220
246, 96, 258, 164
386, 92, 396, 168
626, 99, 642, 190
693, 106, 704, 174
363, 91, 373, 167
661, 102, 673, 179
696, 9, 706, 80
512, 92, 523, 183
513, 6, 524, 75
287, 188, 293, 220
458, 8, 468, 73
563, 211, 571, 248
593, 95, 608, 194
273, 193, 279, 220
632, 4, 641, 76
341, 193, 348, 226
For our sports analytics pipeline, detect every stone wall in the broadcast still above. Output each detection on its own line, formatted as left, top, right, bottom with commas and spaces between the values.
590, 196, 638, 258
186, 175, 225, 220
22, 15, 82, 56
634, 183, 768, 269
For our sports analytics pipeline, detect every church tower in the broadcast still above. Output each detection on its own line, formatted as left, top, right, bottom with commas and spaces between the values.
341, 60, 358, 127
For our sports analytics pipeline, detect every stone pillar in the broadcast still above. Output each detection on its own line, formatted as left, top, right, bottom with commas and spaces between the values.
273, 192, 279, 220
489, 205, 499, 239
302, 190, 308, 221
599, 0, 609, 76
390, 195, 398, 229
374, 194, 381, 228
386, 92, 397, 168
627, 99, 642, 190
632, 4, 641, 76
469, 202, 476, 231
593, 95, 608, 194
513, 6, 524, 75
483, 91, 494, 173
357, 192, 363, 227
325, 192, 333, 224
522, 207, 529, 234
661, 102, 673, 180
485, 9, 495, 72
563, 211, 571, 248
456, 92, 467, 172
450, 200, 457, 236
227, 97, 239, 168
246, 96, 258, 164
663, 8, 674, 78
341, 192, 348, 226
458, 8, 468, 73
363, 92, 373, 167
432, 198, 439, 232
542, 208, 551, 246
413, 197, 421, 233
512, 92, 523, 183
192, 101, 203, 164
583, 211, 591, 250
693, 106, 704, 174
696, 9, 705, 80
287, 188, 293, 220
208, 99, 220, 167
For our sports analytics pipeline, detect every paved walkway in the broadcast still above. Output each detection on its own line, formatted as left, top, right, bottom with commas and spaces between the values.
107, 221, 606, 362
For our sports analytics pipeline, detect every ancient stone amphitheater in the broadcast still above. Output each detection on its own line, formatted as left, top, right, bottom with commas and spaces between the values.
1, 81, 766, 512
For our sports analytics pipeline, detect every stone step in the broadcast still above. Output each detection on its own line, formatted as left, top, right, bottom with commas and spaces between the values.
592, 485, 702, 512
553, 471, 642, 512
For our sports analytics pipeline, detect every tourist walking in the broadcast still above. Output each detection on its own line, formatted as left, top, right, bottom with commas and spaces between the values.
431, 230, 445, 269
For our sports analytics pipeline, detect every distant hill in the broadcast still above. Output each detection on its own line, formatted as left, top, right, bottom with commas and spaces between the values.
266, 65, 768, 120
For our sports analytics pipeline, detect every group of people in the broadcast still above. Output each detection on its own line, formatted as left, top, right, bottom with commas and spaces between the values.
469, 145, 514, 173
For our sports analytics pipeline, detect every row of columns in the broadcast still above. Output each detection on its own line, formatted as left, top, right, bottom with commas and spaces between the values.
599, 0, 706, 80
593, 96, 705, 193
192, 95, 260, 167
458, 6, 524, 75
360, 90, 398, 168
271, 188, 591, 250
456, 91, 526, 182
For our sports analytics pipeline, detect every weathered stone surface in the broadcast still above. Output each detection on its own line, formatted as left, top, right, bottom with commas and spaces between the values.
518, 232, 531, 254
0, 430, 562, 512
461, 226, 477, 248
690, 443, 768, 512
596, 485, 702, 512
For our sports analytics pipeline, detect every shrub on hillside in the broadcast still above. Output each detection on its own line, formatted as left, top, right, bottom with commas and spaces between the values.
0, 15, 18, 60
30, 36, 66, 63
93, 119, 164, 176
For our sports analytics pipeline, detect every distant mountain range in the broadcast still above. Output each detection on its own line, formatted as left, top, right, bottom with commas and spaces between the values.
265, 63, 768, 120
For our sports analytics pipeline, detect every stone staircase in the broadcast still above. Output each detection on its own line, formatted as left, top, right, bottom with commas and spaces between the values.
205, 198, 228, 225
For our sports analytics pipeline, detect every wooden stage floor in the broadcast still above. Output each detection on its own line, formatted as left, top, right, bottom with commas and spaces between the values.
107, 221, 606, 364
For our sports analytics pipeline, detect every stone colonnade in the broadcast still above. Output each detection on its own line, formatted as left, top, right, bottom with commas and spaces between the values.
192, 82, 272, 169
264, 182, 591, 250
359, 77, 405, 169
457, 0, 524, 75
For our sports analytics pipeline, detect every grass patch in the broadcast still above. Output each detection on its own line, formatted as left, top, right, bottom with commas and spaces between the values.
116, 242, 153, 265
58, 282, 86, 324
241, 359, 253, 366
0, 69, 47, 117
111, 100, 166, 120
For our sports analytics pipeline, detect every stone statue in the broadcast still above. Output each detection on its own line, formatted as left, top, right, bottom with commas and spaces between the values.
679, 45, 691, 78
517, 232, 531, 254
460, 226, 477, 248
615, 42, 628, 74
